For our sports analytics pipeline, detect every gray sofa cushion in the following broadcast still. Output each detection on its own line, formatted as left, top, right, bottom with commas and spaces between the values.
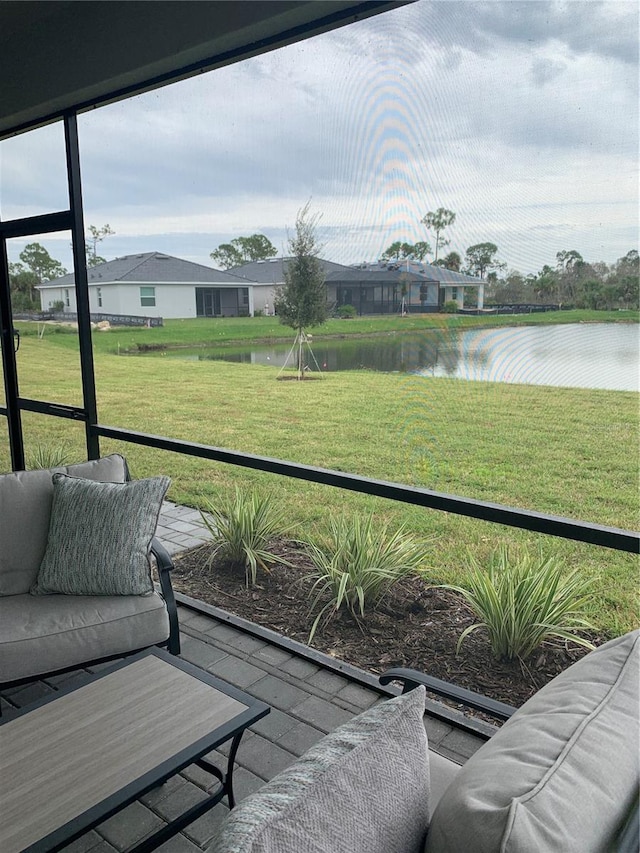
0, 455, 128, 595
31, 474, 170, 596
428, 750, 461, 812
210, 685, 430, 853
426, 629, 640, 853
0, 591, 169, 681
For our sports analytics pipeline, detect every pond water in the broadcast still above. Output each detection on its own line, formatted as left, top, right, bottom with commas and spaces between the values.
151, 323, 639, 392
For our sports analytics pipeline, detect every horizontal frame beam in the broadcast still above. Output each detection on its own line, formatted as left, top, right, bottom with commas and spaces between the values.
17, 398, 88, 421
0, 210, 72, 239
95, 425, 639, 553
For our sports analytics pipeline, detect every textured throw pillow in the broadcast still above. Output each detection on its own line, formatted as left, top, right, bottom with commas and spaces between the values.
210, 685, 430, 853
31, 473, 170, 596
0, 454, 129, 596
426, 629, 640, 853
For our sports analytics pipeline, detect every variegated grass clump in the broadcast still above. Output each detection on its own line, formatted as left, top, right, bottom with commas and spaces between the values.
27, 443, 72, 470
306, 513, 428, 641
444, 545, 596, 661
199, 488, 296, 586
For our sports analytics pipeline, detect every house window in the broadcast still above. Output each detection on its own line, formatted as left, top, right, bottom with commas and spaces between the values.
451, 288, 458, 301
241, 287, 249, 306
64, 289, 70, 307
97, 287, 102, 308
140, 286, 156, 307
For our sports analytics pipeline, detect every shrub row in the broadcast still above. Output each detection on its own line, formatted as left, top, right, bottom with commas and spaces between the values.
197, 488, 595, 661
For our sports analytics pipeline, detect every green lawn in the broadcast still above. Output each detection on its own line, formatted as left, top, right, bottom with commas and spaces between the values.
4, 320, 638, 637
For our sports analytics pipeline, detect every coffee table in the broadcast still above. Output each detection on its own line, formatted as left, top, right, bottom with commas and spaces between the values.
0, 648, 270, 853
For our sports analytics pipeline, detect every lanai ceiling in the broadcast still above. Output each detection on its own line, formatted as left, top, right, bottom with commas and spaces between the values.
0, 1, 404, 138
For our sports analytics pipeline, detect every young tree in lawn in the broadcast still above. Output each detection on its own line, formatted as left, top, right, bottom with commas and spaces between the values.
274, 204, 327, 380
421, 208, 456, 262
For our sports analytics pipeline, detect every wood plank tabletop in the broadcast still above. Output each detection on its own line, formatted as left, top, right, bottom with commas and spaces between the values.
0, 653, 251, 853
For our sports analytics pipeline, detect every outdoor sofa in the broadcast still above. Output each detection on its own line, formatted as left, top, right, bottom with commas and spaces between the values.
210, 627, 639, 853
0, 454, 179, 688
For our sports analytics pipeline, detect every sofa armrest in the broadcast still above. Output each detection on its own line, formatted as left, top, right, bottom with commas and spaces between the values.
151, 537, 180, 655
379, 667, 517, 722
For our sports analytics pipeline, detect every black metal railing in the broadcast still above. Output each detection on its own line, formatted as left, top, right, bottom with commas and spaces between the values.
95, 426, 639, 554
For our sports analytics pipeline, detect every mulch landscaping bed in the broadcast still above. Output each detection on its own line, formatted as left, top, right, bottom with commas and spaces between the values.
172, 539, 600, 710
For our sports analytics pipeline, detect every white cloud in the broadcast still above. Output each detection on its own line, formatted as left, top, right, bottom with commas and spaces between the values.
2, 0, 637, 275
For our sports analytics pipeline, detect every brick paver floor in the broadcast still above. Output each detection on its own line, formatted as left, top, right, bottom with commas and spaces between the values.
0, 503, 486, 852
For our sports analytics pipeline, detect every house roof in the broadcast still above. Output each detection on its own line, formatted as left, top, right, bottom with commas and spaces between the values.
412, 262, 482, 286
233, 257, 483, 287
229, 257, 351, 284
38, 251, 483, 290
348, 261, 482, 286
38, 252, 252, 288
325, 268, 426, 284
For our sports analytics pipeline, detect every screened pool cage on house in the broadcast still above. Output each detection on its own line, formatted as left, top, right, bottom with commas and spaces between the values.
0, 1, 637, 561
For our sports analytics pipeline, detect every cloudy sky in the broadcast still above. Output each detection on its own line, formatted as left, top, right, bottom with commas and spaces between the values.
2, 0, 638, 276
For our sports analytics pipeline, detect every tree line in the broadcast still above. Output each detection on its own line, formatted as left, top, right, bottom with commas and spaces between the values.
486, 249, 638, 311
7, 225, 115, 311
378, 208, 638, 310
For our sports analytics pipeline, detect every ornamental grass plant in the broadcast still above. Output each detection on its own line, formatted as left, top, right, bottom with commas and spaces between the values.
27, 443, 72, 470
198, 488, 296, 586
306, 513, 428, 641
444, 545, 596, 660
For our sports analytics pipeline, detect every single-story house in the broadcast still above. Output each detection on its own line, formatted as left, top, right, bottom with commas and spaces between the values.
37, 252, 259, 319
327, 265, 435, 313
231, 257, 485, 314
229, 258, 351, 315
327, 261, 486, 314
232, 256, 440, 314
38, 252, 486, 320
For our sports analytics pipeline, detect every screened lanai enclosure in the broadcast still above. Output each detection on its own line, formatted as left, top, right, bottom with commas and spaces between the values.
0, 1, 637, 561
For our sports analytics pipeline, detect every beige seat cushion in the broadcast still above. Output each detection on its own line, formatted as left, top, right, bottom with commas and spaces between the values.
0, 591, 169, 681
0, 455, 128, 595
428, 750, 461, 811
426, 630, 640, 853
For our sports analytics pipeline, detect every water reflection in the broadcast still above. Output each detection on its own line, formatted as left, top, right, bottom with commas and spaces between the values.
433, 324, 639, 391
153, 323, 638, 392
